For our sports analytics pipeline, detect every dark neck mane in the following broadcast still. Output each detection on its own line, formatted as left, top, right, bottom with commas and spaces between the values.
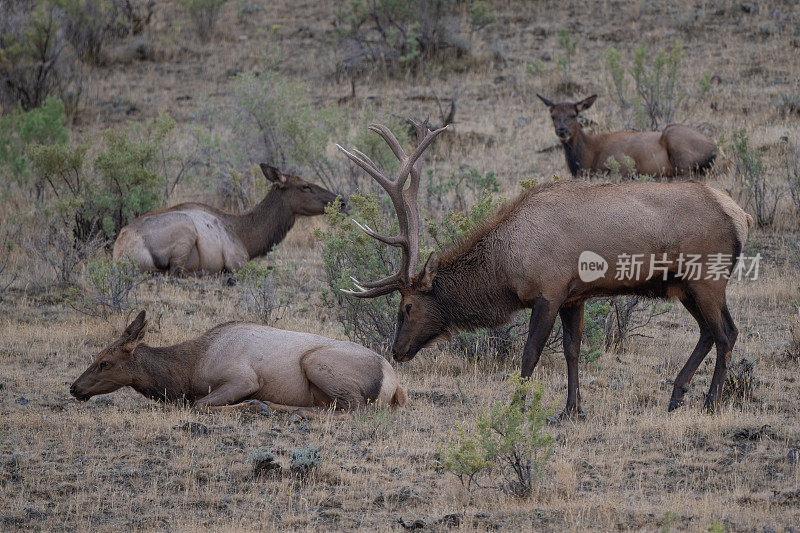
562, 129, 590, 177
129, 343, 198, 403
227, 189, 296, 259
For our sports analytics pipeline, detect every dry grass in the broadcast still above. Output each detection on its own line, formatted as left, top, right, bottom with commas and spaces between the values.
2, 0, 800, 531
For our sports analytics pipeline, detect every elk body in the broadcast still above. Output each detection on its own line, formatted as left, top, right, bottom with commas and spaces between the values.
338, 121, 751, 416
70, 311, 407, 412
113, 165, 340, 275
538, 94, 717, 179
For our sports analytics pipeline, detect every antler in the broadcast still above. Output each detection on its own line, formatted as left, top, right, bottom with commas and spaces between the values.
337, 120, 448, 298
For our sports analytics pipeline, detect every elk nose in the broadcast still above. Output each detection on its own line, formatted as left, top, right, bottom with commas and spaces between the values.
69, 384, 77, 396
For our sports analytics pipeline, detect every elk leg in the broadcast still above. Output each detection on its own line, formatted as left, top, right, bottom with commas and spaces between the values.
521, 297, 560, 378
206, 400, 348, 420
704, 303, 738, 412
560, 303, 585, 417
669, 294, 715, 411
168, 237, 196, 276
193, 381, 259, 410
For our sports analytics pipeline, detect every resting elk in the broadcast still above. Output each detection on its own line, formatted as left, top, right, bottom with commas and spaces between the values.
113, 164, 341, 275
338, 121, 752, 417
70, 311, 407, 413
537, 94, 717, 179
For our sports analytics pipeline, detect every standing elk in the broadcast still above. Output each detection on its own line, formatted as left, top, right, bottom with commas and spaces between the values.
337, 121, 752, 417
537, 94, 717, 179
70, 311, 407, 413
113, 164, 342, 275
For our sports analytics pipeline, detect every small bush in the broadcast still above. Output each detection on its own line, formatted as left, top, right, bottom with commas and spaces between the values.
0, 1, 83, 112
289, 447, 320, 478
69, 256, 145, 318
180, 0, 228, 41
441, 374, 553, 498
723, 355, 757, 405
235, 261, 288, 325
334, 0, 468, 74
24, 221, 106, 286
556, 28, 578, 88
784, 143, 800, 225
316, 195, 399, 353
727, 130, 780, 227
54, 0, 116, 64
604, 43, 685, 130
602, 296, 673, 353
0, 220, 19, 299
351, 399, 393, 440
28, 113, 184, 241
0, 96, 69, 186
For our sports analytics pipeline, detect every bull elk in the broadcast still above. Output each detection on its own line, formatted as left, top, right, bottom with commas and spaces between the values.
113, 164, 341, 275
338, 121, 752, 416
537, 94, 717, 179
70, 311, 407, 413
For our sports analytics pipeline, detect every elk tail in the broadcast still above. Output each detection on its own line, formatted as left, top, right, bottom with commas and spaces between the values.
391, 385, 408, 408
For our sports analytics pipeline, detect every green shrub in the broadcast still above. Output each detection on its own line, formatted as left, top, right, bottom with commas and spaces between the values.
335, 0, 467, 72
604, 43, 685, 130
468, 1, 495, 31
180, 0, 228, 41
316, 195, 400, 353
556, 28, 578, 86
0, 96, 69, 184
28, 113, 177, 241
727, 130, 780, 227
0, 1, 83, 112
54, 0, 116, 64
68, 256, 145, 318
235, 261, 288, 325
441, 374, 553, 497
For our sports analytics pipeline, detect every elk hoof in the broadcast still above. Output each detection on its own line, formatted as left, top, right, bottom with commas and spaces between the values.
703, 396, 718, 414
550, 407, 585, 422
667, 399, 684, 412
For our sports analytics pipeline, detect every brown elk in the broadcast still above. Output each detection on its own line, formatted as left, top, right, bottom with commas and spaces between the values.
70, 311, 407, 413
113, 164, 342, 275
338, 121, 752, 416
537, 94, 717, 179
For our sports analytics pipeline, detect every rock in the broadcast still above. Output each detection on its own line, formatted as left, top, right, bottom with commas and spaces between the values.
15, 397, 28, 405
290, 447, 319, 477
225, 276, 237, 287
440, 513, 462, 526
250, 449, 282, 478
788, 448, 800, 465
514, 116, 531, 129
540, 51, 552, 62
173, 422, 209, 436
398, 518, 426, 529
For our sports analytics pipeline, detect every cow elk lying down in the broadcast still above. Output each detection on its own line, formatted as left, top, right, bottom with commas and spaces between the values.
537, 94, 717, 179
338, 120, 751, 417
70, 311, 407, 414
113, 164, 342, 275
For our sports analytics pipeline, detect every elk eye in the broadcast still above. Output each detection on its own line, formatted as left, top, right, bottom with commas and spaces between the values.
99, 361, 110, 370
302, 185, 312, 191
405, 304, 412, 314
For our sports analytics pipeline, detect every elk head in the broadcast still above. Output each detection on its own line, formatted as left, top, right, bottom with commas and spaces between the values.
537, 94, 597, 143
70, 311, 147, 401
259, 164, 344, 216
337, 120, 449, 362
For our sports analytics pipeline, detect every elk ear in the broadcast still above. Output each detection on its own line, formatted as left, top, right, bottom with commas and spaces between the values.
417, 252, 439, 292
536, 94, 556, 107
123, 310, 147, 350
259, 164, 287, 187
575, 94, 597, 112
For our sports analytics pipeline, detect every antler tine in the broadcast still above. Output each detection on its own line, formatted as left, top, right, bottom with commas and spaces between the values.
336, 144, 391, 190
352, 219, 403, 246
338, 121, 446, 297
368, 124, 406, 161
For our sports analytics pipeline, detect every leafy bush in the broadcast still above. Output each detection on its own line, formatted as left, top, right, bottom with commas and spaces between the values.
556, 28, 578, 87
334, 0, 468, 74
54, 0, 116, 64
28, 113, 187, 241
0, 1, 83, 112
727, 130, 780, 227
69, 256, 145, 318
0, 219, 19, 299
235, 261, 288, 325
24, 221, 106, 286
316, 195, 400, 353
604, 43, 686, 130
180, 0, 228, 41
784, 143, 800, 225
0, 96, 69, 185
351, 399, 393, 440
723, 355, 757, 405
441, 374, 553, 497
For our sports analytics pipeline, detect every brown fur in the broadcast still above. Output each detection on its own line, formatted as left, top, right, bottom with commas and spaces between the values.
113, 165, 341, 274
538, 94, 717, 178
70, 311, 406, 412
393, 180, 752, 415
